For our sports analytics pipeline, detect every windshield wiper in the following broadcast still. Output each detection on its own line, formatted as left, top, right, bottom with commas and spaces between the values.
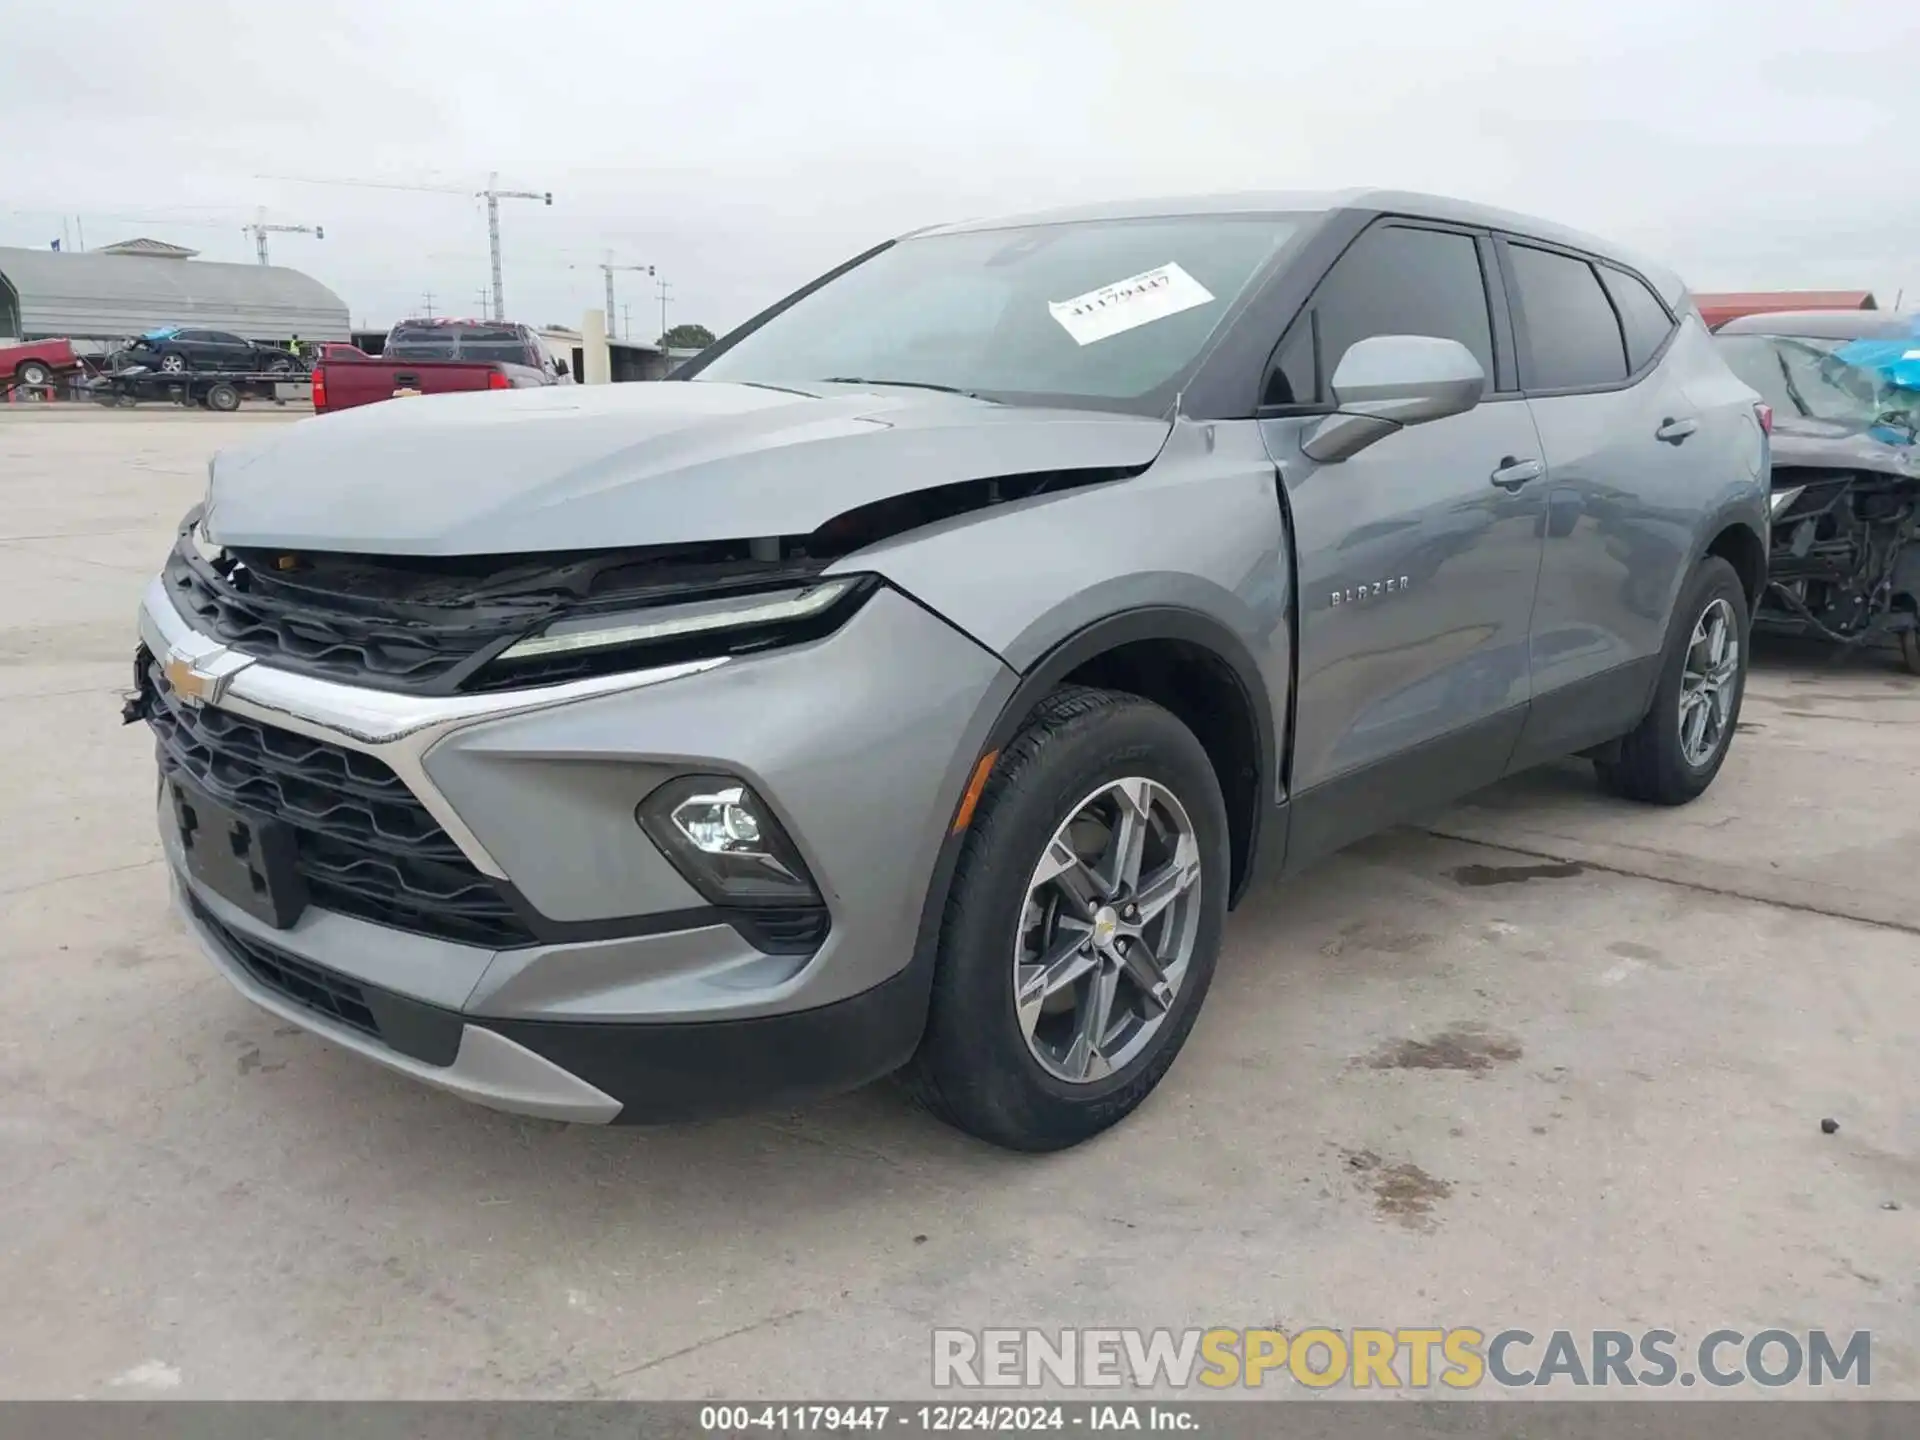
819, 376, 987, 399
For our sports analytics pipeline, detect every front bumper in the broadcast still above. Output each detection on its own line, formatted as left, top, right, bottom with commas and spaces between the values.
143, 575, 1016, 1122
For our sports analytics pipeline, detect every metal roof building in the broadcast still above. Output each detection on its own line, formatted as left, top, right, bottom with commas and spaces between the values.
0, 245, 349, 343
1694, 290, 1879, 330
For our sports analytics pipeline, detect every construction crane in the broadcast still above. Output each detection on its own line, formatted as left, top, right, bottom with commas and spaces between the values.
243, 208, 324, 266
259, 172, 551, 321
570, 253, 653, 339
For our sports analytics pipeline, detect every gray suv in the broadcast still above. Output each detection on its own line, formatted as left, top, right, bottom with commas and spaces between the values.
132, 190, 1769, 1151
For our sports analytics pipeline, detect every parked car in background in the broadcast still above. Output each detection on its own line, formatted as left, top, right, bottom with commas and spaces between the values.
309, 318, 569, 414
121, 327, 299, 375
1, 336, 79, 391
134, 190, 1767, 1151
1714, 310, 1920, 672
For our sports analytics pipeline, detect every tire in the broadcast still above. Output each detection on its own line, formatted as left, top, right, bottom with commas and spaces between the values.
905, 686, 1230, 1151
266, 357, 292, 375
1595, 556, 1749, 804
157, 352, 187, 374
1899, 630, 1920, 678
204, 382, 241, 413
16, 361, 51, 387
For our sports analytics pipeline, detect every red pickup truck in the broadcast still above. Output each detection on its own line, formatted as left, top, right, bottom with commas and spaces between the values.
311, 318, 569, 414
1, 337, 79, 392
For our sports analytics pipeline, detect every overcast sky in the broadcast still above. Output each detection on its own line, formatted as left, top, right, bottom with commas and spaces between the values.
3, 0, 1915, 337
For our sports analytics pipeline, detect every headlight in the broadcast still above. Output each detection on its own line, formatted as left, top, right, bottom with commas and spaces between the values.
476, 574, 875, 689
636, 774, 821, 907
497, 577, 860, 662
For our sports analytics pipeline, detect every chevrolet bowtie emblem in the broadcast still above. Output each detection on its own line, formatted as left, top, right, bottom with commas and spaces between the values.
162, 645, 251, 707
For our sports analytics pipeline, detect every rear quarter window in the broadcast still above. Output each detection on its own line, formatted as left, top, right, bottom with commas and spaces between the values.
1599, 267, 1676, 372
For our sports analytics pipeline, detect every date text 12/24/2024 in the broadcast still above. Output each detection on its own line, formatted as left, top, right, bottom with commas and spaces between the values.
700, 1404, 1199, 1433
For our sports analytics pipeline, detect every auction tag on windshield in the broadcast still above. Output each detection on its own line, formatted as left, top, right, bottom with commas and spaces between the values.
1048, 262, 1216, 347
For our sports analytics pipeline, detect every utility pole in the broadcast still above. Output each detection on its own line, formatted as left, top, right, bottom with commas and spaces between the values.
657, 278, 674, 343
420, 291, 437, 319
474, 289, 492, 317
262, 171, 550, 320
74, 217, 85, 252
243, 207, 324, 266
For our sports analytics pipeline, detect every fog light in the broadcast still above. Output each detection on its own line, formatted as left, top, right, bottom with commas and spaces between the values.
638, 774, 820, 907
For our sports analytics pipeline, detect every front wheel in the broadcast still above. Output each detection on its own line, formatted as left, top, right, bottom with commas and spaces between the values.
906, 686, 1229, 1151
204, 381, 241, 413
1596, 555, 1749, 804
157, 352, 187, 374
16, 361, 51, 388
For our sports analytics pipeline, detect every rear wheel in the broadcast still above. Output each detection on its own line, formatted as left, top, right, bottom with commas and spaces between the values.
906, 686, 1228, 1151
16, 360, 51, 388
204, 381, 241, 413
1596, 556, 1748, 804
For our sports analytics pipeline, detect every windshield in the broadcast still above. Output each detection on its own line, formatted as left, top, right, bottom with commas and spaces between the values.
1716, 333, 1912, 432
691, 214, 1306, 410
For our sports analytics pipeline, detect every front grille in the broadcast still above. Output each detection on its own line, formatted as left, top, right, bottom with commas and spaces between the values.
164, 521, 831, 696
164, 541, 541, 692
192, 895, 380, 1038
144, 653, 536, 947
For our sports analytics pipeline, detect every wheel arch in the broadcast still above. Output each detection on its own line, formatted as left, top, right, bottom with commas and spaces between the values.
977, 607, 1275, 908
1703, 515, 1766, 615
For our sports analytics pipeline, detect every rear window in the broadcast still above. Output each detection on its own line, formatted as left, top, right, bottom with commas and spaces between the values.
384, 325, 534, 365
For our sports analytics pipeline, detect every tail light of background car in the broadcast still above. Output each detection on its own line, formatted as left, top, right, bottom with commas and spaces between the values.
309, 366, 327, 410
487, 370, 511, 390
1755, 402, 1772, 435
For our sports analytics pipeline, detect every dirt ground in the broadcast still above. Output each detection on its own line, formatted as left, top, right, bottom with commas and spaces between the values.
1, 409, 1913, 1400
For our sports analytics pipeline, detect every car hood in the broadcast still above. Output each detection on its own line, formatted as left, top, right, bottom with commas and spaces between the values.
204, 381, 1172, 555
1769, 415, 1918, 479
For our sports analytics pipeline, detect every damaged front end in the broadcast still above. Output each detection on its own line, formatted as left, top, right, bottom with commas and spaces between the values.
147, 462, 1132, 698
1759, 447, 1920, 672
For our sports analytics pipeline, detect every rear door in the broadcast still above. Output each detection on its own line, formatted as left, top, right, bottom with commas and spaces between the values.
208, 332, 254, 369
1259, 220, 1550, 860
172, 330, 218, 369
1501, 239, 1709, 765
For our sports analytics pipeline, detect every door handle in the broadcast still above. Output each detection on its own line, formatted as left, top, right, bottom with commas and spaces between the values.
1490, 457, 1544, 491
1656, 416, 1699, 444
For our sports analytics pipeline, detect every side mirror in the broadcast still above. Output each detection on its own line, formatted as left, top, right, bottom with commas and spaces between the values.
1302, 335, 1487, 463
555, 358, 570, 378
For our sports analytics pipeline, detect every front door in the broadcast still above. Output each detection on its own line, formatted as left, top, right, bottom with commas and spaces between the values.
1257, 221, 1549, 864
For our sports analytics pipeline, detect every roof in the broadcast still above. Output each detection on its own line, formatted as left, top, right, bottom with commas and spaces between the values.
95, 237, 200, 258
1715, 309, 1918, 341
1695, 290, 1878, 329
916, 188, 1687, 306
0, 245, 348, 342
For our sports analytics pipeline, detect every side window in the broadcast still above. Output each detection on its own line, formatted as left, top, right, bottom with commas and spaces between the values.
1313, 225, 1496, 387
176, 330, 210, 342
1599, 267, 1675, 373
1508, 244, 1628, 390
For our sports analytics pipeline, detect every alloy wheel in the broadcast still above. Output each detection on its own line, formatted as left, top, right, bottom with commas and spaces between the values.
1012, 777, 1204, 1084
159, 354, 186, 373
1678, 597, 1739, 767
